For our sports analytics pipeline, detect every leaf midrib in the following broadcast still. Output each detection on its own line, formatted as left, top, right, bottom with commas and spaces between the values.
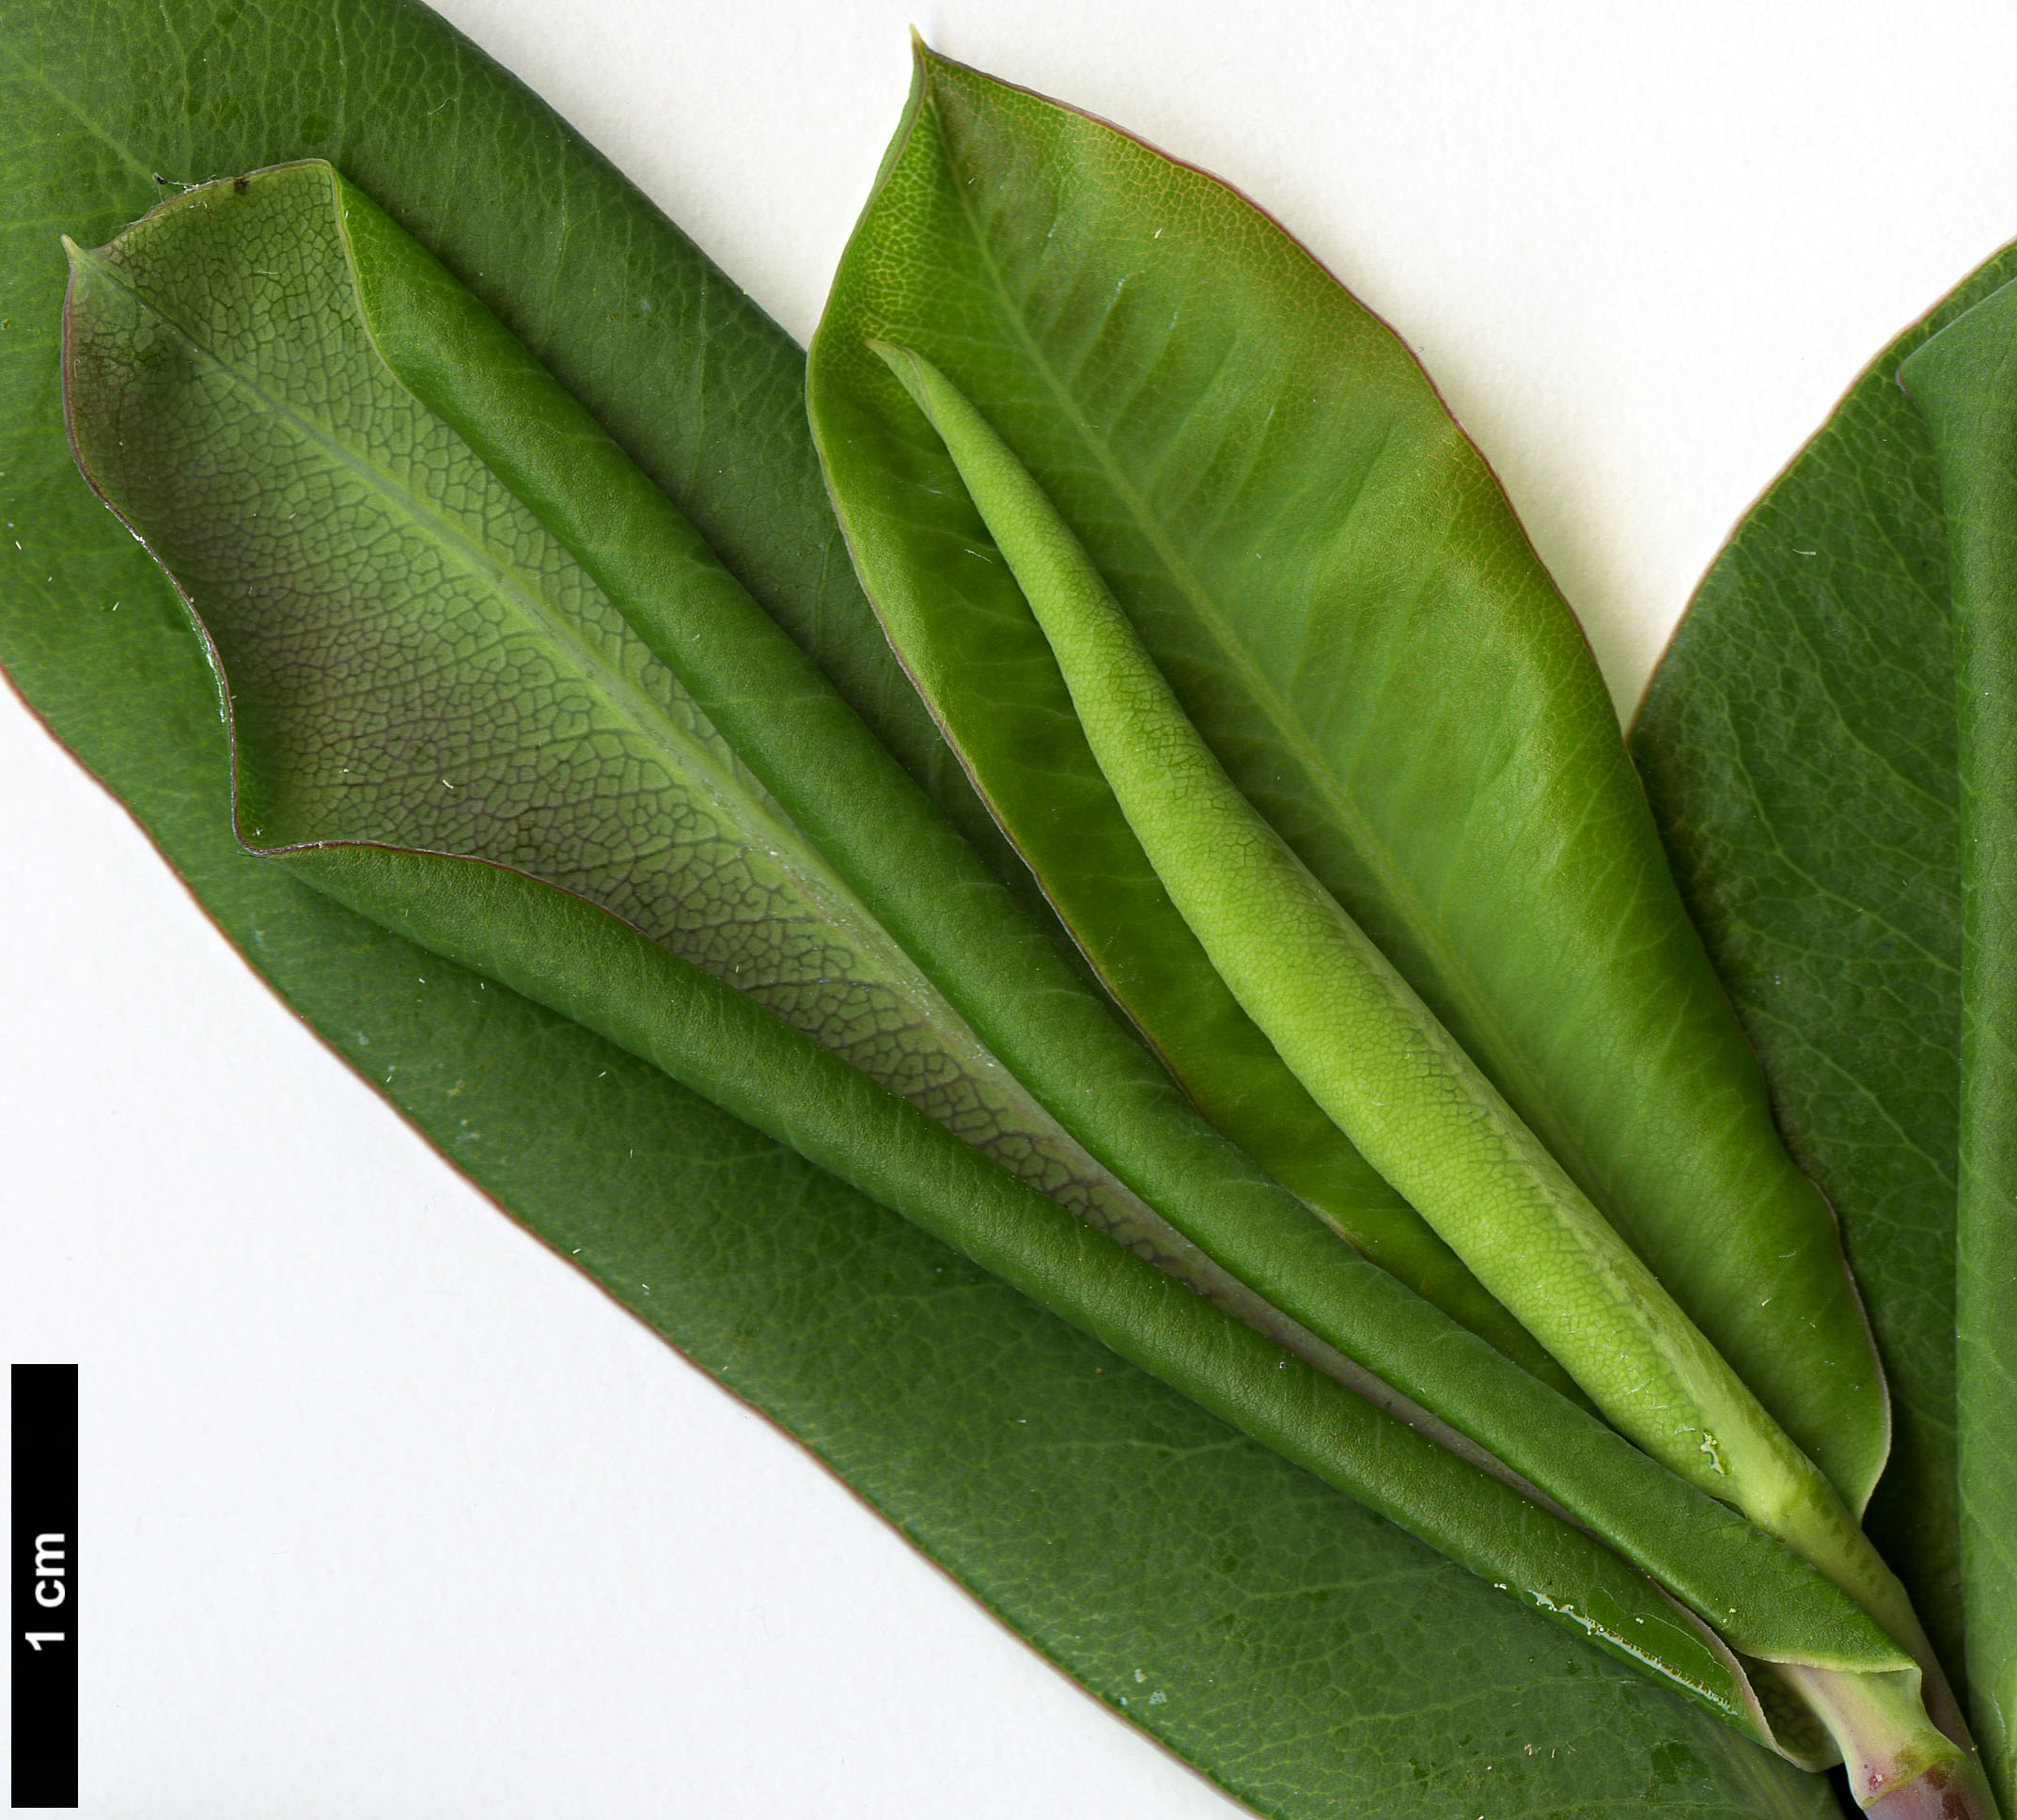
78, 228, 1212, 1279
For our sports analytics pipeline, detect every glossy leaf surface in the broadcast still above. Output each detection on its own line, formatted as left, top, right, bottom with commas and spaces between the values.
807, 45, 1886, 1511
320, 160, 1521, 1398
1899, 293, 2017, 1811
60, 161, 1214, 1302
1634, 244, 2017, 1692
64, 153, 1904, 1759
866, 346, 1929, 1716
0, 0, 1851, 1812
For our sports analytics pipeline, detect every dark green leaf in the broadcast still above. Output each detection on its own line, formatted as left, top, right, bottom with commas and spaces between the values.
1897, 291, 2017, 1812
0, 2, 1850, 1812
1633, 245, 2017, 1695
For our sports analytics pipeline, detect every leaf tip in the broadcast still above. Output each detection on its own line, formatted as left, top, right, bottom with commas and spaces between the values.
906, 28, 965, 91
57, 234, 117, 301
867, 337, 931, 416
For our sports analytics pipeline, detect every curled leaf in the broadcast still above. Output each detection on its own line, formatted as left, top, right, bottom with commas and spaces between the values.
807, 41, 1889, 1512
59, 154, 1842, 1763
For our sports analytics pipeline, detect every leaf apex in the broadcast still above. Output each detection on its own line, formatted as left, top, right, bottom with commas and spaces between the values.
866, 337, 930, 414
908, 26, 952, 71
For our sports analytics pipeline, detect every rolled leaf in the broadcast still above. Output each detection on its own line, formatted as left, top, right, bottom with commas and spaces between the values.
870, 339, 1986, 1811
0, 0, 1887, 1806
807, 41, 1888, 1512
303, 835, 1793, 1730
53, 161, 1791, 1738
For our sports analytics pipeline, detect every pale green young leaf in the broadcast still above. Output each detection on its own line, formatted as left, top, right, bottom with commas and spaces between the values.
806, 43, 1888, 1512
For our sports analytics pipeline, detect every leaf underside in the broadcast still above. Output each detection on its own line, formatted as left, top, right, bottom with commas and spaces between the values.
0, 2, 1850, 1813
60, 162, 1206, 1296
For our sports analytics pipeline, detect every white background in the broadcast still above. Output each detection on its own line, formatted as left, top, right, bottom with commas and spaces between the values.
8, 1, 2017, 1812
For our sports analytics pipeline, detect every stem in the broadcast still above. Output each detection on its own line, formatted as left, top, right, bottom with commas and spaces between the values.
1773, 1662, 1999, 1818
1771, 1492, 1984, 1787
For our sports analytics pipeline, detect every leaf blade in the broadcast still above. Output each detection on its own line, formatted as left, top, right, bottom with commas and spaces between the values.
0, 3, 1854, 1812
1896, 290, 2017, 1811
1632, 243, 2017, 1687
807, 42, 1887, 1510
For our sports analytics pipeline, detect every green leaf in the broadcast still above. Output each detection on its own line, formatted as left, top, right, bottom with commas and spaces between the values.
61, 160, 1234, 1312
66, 141, 1853, 1754
70, 157, 1937, 1772
1633, 244, 2017, 1698
1898, 290, 2017, 1812
854, 335, 1972, 1805
806, 42, 1887, 1514
0, 2, 1853, 1812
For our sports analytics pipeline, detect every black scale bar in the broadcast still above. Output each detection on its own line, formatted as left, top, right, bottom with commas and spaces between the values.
12, 1365, 76, 1810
